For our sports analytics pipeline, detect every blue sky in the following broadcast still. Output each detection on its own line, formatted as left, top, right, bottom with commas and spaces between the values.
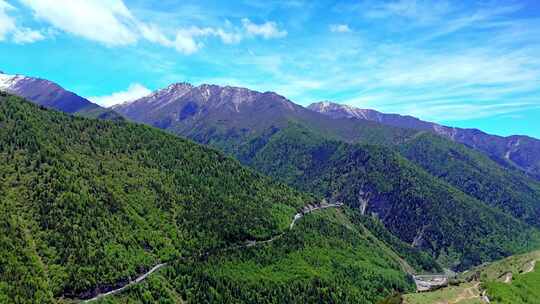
0, 0, 539, 138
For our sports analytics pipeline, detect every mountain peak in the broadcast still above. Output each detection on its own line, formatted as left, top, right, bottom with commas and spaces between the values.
168, 82, 194, 90
308, 101, 379, 120
0, 72, 121, 119
114, 82, 195, 109
0, 73, 30, 91
156, 82, 194, 97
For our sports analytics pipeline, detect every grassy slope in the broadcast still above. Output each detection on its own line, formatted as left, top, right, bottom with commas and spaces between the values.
403, 250, 540, 304
403, 282, 484, 304
99, 208, 416, 304
484, 265, 540, 303
0, 94, 310, 302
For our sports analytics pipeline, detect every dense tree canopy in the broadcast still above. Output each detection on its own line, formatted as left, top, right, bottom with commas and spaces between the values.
232, 124, 540, 270
0, 94, 421, 303
0, 94, 310, 301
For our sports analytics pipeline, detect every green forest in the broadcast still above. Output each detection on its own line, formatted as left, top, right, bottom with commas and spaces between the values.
221, 123, 540, 270
0, 94, 422, 303
2, 92, 540, 303
399, 132, 540, 227
106, 209, 416, 304
0, 93, 308, 302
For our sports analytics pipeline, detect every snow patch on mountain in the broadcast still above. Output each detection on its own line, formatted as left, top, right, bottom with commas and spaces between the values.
0, 73, 23, 91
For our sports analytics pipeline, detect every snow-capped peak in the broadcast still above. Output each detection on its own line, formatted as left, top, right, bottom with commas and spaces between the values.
0, 73, 21, 91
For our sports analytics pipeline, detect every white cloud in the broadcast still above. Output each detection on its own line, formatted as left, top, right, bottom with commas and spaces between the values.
89, 83, 151, 107
17, 0, 245, 54
12, 27, 44, 43
10, 1, 285, 53
213, 28, 242, 44
174, 26, 242, 52
242, 18, 287, 39
138, 23, 171, 47
172, 30, 201, 55
140, 23, 241, 55
329, 24, 351, 33
0, 0, 44, 43
0, 0, 16, 41
20, 0, 138, 46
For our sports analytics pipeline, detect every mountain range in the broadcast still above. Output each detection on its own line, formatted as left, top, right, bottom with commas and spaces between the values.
309, 101, 540, 180
112, 82, 540, 268
2, 74, 540, 303
0, 92, 423, 303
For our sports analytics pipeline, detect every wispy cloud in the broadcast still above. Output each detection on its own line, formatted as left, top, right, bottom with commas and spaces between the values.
89, 83, 151, 107
12, 27, 44, 43
0, 0, 44, 44
330, 42, 540, 121
363, 0, 453, 24
141, 24, 241, 55
329, 24, 351, 33
15, 0, 286, 54
0, 0, 16, 40
20, 0, 137, 46
242, 18, 287, 39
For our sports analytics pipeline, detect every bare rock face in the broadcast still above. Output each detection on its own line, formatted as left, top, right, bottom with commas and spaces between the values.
309, 101, 540, 180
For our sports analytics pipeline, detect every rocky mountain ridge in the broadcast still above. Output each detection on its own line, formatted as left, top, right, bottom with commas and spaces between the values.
309, 101, 540, 180
0, 71, 121, 120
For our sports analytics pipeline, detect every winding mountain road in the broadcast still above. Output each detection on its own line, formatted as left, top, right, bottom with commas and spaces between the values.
84, 263, 167, 303
80, 201, 343, 303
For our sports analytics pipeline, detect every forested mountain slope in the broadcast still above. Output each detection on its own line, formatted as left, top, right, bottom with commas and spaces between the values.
0, 93, 308, 302
310, 101, 540, 181
399, 133, 540, 227
0, 93, 425, 303
115, 84, 540, 226
114, 83, 540, 272
239, 124, 540, 270
102, 208, 422, 304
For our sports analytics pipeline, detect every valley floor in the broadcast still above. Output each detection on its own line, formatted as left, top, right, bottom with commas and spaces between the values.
402, 250, 540, 304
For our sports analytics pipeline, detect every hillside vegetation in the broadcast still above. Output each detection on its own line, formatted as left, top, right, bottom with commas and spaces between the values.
484, 263, 540, 303
399, 133, 540, 227
403, 250, 540, 304
97, 208, 416, 304
0, 94, 423, 303
232, 124, 540, 270
0, 93, 310, 302
113, 83, 540, 273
